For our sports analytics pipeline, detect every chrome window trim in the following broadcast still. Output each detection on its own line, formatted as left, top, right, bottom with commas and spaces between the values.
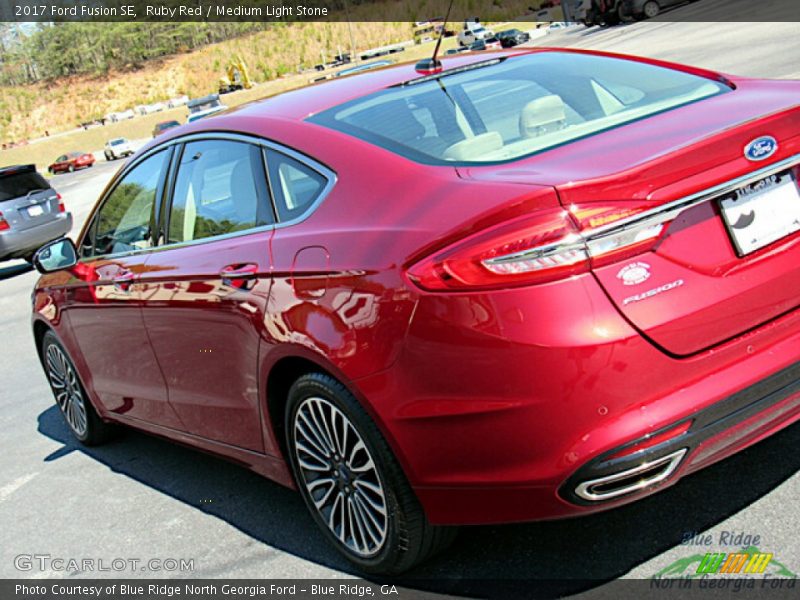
78, 131, 337, 262
484, 152, 800, 268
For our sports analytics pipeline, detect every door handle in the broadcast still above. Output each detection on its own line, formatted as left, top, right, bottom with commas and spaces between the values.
220, 263, 259, 289
113, 270, 136, 292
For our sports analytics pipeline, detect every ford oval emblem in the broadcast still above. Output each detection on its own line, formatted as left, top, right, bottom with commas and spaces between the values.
744, 136, 778, 162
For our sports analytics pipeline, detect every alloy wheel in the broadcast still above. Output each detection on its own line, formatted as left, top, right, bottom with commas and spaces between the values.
644, 1, 660, 18
46, 344, 88, 436
293, 396, 388, 557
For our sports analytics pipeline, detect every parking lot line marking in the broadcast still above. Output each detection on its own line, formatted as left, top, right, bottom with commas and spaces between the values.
0, 473, 38, 504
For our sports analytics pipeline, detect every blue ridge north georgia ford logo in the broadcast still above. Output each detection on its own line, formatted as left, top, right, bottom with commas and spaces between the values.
744, 136, 778, 161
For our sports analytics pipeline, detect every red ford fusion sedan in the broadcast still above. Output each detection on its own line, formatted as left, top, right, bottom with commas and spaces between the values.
31, 49, 800, 573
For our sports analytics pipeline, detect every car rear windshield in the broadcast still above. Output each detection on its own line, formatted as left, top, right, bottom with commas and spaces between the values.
0, 170, 50, 202
308, 52, 730, 166
110, 138, 126, 145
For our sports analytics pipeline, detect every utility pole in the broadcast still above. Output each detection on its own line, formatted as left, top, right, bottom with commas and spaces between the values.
342, 0, 358, 63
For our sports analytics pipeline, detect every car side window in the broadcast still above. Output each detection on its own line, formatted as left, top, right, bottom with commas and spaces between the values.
265, 150, 328, 222
82, 150, 170, 258
167, 140, 273, 244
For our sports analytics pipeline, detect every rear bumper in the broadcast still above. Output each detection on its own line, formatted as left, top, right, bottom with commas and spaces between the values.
0, 213, 72, 259
354, 273, 800, 525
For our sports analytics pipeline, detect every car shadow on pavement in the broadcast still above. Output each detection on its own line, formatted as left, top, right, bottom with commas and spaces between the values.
37, 405, 800, 597
0, 262, 32, 280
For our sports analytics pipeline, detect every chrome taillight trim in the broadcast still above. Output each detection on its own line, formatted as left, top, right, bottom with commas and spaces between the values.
574, 448, 687, 502
483, 152, 800, 270
482, 232, 586, 266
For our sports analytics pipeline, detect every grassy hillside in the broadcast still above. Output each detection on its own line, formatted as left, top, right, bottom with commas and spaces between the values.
0, 22, 413, 143
0, 30, 491, 171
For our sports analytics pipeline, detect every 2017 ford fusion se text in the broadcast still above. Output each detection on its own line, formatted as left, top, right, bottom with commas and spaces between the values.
30, 49, 800, 574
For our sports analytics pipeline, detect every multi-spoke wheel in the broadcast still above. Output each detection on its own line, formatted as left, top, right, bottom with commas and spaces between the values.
41, 331, 114, 445
286, 372, 456, 574
46, 343, 88, 437
294, 396, 388, 557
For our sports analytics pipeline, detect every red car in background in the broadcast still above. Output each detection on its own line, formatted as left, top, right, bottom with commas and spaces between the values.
47, 151, 95, 174
30, 49, 800, 574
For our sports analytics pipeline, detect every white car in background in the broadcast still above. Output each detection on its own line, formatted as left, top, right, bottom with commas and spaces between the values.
458, 21, 495, 47
103, 137, 135, 161
167, 95, 189, 108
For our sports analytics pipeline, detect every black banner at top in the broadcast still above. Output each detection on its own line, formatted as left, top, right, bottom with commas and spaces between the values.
2, 0, 800, 22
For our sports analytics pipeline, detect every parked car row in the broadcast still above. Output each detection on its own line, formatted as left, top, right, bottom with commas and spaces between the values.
577, 0, 696, 27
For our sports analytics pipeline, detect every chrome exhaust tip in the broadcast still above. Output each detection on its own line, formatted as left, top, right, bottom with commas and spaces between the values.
574, 448, 687, 502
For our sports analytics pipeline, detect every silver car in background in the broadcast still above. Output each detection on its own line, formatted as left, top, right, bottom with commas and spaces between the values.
0, 165, 72, 262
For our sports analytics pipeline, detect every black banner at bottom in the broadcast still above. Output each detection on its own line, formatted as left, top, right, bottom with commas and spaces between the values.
2, 578, 799, 600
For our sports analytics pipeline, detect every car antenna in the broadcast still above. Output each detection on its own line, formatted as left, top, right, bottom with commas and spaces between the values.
415, 0, 455, 75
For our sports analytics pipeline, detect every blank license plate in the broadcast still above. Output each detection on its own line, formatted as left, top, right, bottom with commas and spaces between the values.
719, 172, 800, 256
26, 204, 44, 217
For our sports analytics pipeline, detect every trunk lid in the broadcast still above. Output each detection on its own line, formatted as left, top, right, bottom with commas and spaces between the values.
459, 79, 800, 355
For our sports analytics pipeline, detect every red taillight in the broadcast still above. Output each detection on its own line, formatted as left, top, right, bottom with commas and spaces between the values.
57, 192, 65, 213
0, 211, 9, 231
407, 203, 669, 292
407, 209, 589, 291
568, 202, 668, 268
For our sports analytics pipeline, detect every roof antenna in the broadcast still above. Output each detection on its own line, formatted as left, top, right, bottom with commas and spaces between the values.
415, 0, 455, 75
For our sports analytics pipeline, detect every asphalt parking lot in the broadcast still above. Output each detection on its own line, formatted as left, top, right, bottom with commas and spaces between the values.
1, 19, 799, 596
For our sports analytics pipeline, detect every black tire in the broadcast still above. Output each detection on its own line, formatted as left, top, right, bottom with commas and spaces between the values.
41, 331, 115, 445
285, 372, 456, 574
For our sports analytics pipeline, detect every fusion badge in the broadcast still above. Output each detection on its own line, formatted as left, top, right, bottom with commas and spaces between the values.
623, 279, 684, 306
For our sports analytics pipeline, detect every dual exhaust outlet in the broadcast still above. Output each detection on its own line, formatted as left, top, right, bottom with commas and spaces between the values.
574, 449, 687, 502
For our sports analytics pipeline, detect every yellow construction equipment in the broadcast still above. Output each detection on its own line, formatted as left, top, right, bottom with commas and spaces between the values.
219, 56, 253, 94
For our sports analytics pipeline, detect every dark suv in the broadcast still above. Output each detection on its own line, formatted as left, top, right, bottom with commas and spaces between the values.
0, 165, 72, 262
496, 29, 531, 47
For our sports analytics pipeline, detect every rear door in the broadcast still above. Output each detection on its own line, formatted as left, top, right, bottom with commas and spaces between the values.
0, 167, 59, 232
139, 136, 275, 452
